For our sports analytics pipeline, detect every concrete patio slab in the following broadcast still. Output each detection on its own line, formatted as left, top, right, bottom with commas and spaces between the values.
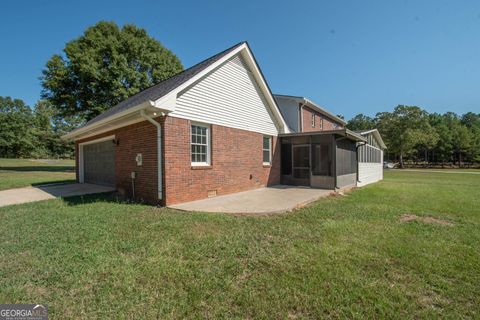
0, 183, 115, 207
169, 185, 333, 215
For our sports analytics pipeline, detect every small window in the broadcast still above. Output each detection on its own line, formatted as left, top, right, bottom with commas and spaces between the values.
263, 136, 271, 164
191, 124, 210, 165
320, 118, 324, 130
311, 114, 315, 127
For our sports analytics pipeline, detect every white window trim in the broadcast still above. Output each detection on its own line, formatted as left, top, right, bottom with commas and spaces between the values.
190, 122, 211, 166
78, 135, 115, 183
263, 136, 272, 165
311, 114, 315, 127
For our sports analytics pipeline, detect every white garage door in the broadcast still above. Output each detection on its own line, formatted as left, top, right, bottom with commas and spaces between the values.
82, 140, 116, 187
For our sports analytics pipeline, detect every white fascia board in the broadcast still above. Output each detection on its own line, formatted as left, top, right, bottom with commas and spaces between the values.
71, 117, 144, 141
62, 100, 170, 140
372, 130, 387, 149
358, 129, 387, 149
358, 129, 376, 135
153, 43, 291, 134
241, 47, 291, 134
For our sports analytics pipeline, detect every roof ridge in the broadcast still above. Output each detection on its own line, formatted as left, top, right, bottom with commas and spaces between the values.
133, 41, 247, 95
82, 41, 246, 127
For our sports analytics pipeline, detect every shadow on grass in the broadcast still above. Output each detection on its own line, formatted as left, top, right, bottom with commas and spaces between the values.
0, 166, 74, 172
31, 180, 76, 187
61, 192, 141, 207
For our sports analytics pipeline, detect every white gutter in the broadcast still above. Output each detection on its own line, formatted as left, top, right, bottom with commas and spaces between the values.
62, 100, 157, 140
140, 109, 163, 201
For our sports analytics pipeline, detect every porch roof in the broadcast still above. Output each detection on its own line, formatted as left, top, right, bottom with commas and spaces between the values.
279, 129, 367, 142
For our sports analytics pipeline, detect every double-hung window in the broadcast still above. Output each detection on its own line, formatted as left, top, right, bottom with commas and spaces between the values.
263, 136, 272, 165
191, 124, 210, 165
311, 114, 315, 127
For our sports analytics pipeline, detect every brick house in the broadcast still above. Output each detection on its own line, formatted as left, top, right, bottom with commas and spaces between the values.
64, 42, 383, 206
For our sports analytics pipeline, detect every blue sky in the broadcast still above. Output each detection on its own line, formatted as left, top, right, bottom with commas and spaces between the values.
1, 0, 479, 119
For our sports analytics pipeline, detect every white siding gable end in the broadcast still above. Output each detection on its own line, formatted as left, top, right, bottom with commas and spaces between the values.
171, 54, 280, 136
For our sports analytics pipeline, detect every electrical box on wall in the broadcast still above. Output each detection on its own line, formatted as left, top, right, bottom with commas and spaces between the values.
135, 153, 143, 166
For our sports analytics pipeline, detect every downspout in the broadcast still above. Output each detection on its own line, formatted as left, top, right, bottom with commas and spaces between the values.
140, 109, 163, 201
299, 103, 305, 132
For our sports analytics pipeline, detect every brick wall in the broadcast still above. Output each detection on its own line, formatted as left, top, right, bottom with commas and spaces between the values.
163, 116, 281, 205
75, 116, 281, 206
75, 120, 159, 204
301, 105, 344, 132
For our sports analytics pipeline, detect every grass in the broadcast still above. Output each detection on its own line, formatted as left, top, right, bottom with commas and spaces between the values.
0, 171, 479, 318
0, 158, 75, 190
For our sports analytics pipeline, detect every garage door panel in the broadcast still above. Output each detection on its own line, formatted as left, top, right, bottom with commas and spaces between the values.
83, 140, 115, 187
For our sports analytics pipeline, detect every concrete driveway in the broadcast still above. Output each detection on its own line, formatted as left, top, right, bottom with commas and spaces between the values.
0, 183, 115, 207
169, 185, 333, 215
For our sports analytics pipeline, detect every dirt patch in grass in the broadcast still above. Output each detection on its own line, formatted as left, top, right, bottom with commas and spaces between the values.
400, 214, 454, 226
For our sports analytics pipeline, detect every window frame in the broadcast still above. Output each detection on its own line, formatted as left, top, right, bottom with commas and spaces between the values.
190, 122, 211, 166
311, 114, 315, 127
263, 136, 272, 165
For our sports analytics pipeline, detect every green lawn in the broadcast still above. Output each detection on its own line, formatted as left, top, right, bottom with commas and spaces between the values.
0, 171, 479, 318
0, 158, 75, 190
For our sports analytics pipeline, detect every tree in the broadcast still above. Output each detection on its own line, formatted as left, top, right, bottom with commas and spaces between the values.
346, 114, 376, 131
429, 113, 453, 165
41, 21, 184, 123
32, 100, 75, 158
0, 97, 36, 158
451, 122, 472, 165
461, 112, 480, 129
376, 105, 438, 168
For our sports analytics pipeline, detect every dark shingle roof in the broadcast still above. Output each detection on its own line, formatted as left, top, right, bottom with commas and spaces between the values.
83, 41, 246, 127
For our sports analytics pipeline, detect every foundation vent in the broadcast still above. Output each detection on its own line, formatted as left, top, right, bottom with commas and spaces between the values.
207, 190, 217, 198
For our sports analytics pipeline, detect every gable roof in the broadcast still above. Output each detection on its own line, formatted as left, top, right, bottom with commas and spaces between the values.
356, 129, 387, 149
83, 42, 245, 128
64, 42, 289, 140
274, 94, 347, 126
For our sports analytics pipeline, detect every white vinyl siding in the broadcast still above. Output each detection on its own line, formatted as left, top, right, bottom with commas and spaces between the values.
173, 54, 279, 136
357, 132, 384, 186
358, 162, 383, 187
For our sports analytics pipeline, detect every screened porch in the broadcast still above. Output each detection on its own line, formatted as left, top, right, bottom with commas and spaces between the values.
279, 130, 366, 189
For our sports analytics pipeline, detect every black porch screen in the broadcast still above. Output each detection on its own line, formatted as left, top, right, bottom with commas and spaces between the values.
312, 143, 332, 176
281, 143, 292, 175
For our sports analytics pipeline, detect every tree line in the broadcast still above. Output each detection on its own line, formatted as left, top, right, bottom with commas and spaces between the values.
1, 21, 479, 166
347, 105, 480, 167
0, 97, 74, 158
